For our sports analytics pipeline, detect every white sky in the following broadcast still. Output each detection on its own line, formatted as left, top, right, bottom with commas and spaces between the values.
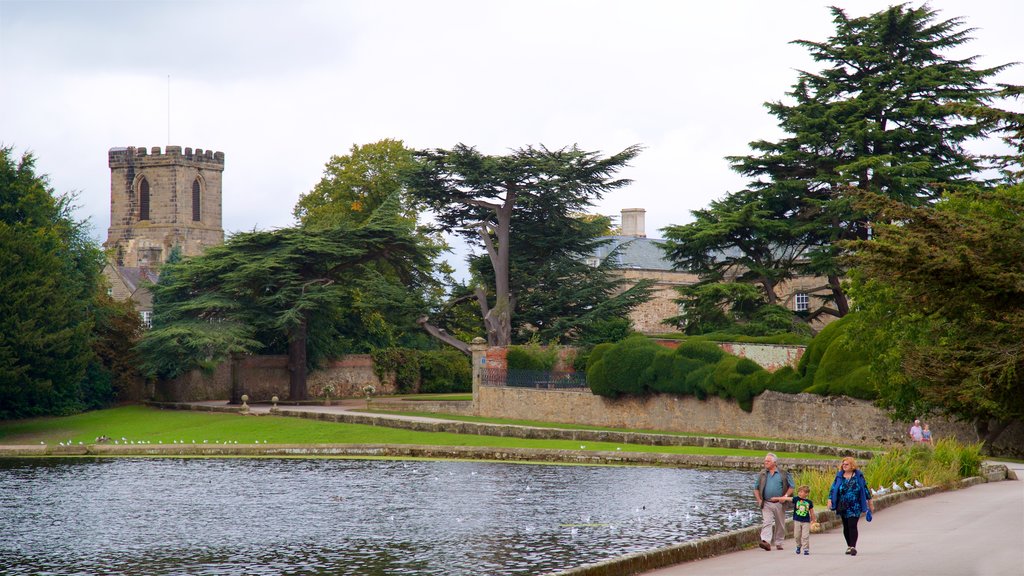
2, 0, 1021, 278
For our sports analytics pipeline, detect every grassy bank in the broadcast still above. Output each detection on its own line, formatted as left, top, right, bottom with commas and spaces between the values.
793, 439, 984, 502
0, 406, 830, 460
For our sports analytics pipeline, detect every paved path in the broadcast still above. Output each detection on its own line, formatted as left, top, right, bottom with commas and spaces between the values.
641, 466, 1024, 576
190, 398, 460, 424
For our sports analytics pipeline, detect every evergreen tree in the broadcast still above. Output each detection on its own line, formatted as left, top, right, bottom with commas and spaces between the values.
666, 4, 1023, 324
407, 143, 645, 349
460, 212, 653, 345
137, 198, 434, 400
845, 187, 1024, 448
293, 140, 447, 349
0, 147, 105, 419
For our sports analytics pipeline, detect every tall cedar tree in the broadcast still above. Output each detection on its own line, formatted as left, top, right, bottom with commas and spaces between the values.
668, 4, 1022, 325
844, 187, 1024, 447
137, 198, 433, 400
407, 144, 645, 350
0, 147, 106, 418
461, 212, 654, 345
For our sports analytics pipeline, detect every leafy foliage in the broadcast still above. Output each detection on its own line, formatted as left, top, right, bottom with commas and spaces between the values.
418, 350, 472, 394
407, 144, 649, 348
90, 294, 144, 402
506, 344, 559, 371
0, 147, 107, 419
665, 4, 1024, 326
844, 187, 1024, 446
138, 198, 435, 400
585, 336, 774, 411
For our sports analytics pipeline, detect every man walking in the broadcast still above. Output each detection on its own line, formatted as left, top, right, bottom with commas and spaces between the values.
909, 419, 923, 443
754, 452, 793, 551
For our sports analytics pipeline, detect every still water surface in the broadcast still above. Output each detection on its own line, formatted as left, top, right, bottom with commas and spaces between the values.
0, 458, 759, 575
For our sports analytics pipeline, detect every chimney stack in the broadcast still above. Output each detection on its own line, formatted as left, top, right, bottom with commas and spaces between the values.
621, 208, 646, 238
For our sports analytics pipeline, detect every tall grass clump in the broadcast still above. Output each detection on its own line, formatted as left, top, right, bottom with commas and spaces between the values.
793, 439, 985, 502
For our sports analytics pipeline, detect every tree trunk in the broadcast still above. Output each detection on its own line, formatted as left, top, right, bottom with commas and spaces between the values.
828, 273, 849, 316
975, 418, 1011, 450
228, 353, 243, 405
287, 317, 308, 401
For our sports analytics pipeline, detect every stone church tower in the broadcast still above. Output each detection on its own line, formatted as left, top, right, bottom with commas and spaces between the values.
105, 145, 225, 267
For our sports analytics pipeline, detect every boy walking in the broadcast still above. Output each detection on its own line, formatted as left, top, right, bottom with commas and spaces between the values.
772, 485, 817, 555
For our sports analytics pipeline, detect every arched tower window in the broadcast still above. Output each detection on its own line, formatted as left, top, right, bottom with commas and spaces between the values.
192, 178, 202, 221
139, 178, 150, 221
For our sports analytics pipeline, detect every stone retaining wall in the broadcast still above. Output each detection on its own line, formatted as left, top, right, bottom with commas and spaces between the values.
475, 386, 996, 450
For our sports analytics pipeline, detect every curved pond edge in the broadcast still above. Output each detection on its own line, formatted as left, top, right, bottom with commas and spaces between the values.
545, 473, 1011, 576
0, 442, 837, 471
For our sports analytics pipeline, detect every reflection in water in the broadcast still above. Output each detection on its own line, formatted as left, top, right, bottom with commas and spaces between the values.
0, 458, 759, 575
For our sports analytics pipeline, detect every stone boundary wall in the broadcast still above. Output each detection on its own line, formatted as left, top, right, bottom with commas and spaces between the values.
368, 399, 477, 416
652, 340, 805, 372
476, 387, 978, 449
156, 355, 392, 402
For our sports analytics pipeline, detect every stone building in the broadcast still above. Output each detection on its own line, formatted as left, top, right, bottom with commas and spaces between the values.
102, 145, 225, 321
595, 208, 835, 334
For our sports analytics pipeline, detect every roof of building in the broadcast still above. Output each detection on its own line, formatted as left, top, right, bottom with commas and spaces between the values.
592, 235, 676, 271
116, 266, 160, 293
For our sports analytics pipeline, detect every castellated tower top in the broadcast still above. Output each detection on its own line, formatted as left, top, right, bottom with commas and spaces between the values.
105, 145, 225, 268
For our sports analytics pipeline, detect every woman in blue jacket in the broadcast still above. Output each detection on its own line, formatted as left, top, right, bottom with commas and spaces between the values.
827, 456, 875, 556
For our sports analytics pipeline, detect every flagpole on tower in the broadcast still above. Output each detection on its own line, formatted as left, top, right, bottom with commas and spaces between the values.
167, 74, 171, 146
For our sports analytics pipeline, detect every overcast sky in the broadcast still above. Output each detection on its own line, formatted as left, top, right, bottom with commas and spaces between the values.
2, 0, 1021, 277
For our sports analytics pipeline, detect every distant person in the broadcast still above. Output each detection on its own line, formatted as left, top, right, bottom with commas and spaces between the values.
754, 452, 794, 551
827, 456, 875, 556
922, 423, 933, 444
909, 419, 923, 442
770, 484, 817, 555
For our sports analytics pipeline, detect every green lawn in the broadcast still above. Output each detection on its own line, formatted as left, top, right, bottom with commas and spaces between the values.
0, 406, 827, 459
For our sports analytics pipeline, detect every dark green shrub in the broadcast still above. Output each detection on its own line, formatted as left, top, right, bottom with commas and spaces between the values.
685, 365, 716, 400
587, 356, 614, 397
371, 348, 421, 393
587, 336, 661, 397
586, 342, 615, 370
572, 346, 592, 372
418, 349, 471, 393
506, 343, 558, 371
806, 327, 873, 399
602, 336, 662, 396
676, 340, 726, 364
765, 365, 805, 393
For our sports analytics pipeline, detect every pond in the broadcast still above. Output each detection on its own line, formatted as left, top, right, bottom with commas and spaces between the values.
0, 458, 760, 575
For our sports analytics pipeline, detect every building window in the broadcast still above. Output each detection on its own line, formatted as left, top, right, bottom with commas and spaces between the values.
139, 178, 150, 221
140, 310, 153, 329
106, 287, 113, 297
192, 179, 201, 221
794, 292, 809, 312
